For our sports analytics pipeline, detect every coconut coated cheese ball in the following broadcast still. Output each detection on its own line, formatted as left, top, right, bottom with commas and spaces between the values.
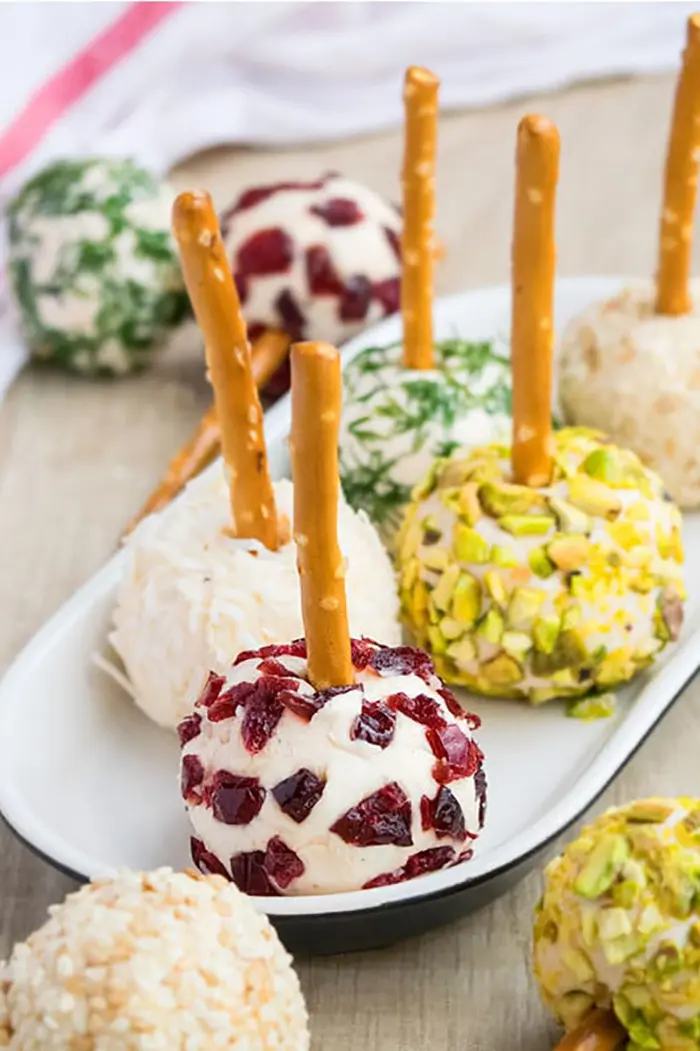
559, 280, 700, 508
397, 427, 685, 704
6, 158, 188, 376
110, 471, 401, 731
533, 798, 700, 1049
0, 867, 309, 1051
180, 637, 486, 895
339, 338, 513, 539
220, 172, 401, 348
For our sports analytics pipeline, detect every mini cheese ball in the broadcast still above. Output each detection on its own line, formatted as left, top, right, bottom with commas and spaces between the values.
559, 280, 700, 509
397, 428, 685, 705
560, 17, 700, 510
339, 337, 513, 539
6, 158, 188, 375
110, 472, 401, 730
0, 868, 309, 1050
180, 637, 486, 895
534, 798, 700, 1050
220, 172, 402, 347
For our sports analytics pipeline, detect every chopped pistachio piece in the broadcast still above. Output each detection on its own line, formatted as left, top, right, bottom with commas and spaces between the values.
480, 652, 523, 687
529, 546, 556, 578
501, 630, 533, 659
484, 570, 508, 606
507, 587, 546, 630
532, 615, 561, 655
498, 513, 556, 537
476, 608, 504, 645
568, 475, 622, 519
573, 833, 630, 899
547, 496, 592, 535
451, 572, 481, 625
446, 636, 477, 665
479, 481, 545, 517
453, 524, 490, 563
582, 447, 624, 485
547, 535, 590, 572
567, 693, 616, 721
430, 563, 461, 612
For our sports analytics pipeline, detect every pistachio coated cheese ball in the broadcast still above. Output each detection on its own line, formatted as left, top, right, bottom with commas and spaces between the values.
533, 798, 700, 1050
397, 427, 685, 704
7, 158, 189, 376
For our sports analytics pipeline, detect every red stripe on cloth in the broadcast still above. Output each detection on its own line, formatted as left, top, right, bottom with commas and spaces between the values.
0, 2, 183, 179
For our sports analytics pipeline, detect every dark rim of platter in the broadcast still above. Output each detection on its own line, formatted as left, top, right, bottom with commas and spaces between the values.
1, 665, 695, 916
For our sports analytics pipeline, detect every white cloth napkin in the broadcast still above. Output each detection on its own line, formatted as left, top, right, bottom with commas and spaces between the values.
0, 0, 696, 398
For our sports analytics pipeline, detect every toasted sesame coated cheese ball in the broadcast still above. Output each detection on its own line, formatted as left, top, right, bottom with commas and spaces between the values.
397, 427, 685, 705
0, 868, 309, 1050
533, 798, 700, 1049
559, 280, 700, 509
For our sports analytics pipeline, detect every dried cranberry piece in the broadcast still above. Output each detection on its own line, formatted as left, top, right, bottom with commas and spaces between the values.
196, 672, 226, 708
427, 725, 482, 784
420, 786, 467, 841
181, 755, 204, 803
230, 851, 279, 896
272, 768, 326, 823
405, 846, 456, 879
351, 700, 396, 749
437, 687, 467, 721
362, 845, 456, 889
206, 769, 265, 823
474, 768, 487, 828
234, 271, 248, 305
339, 275, 372, 322
331, 782, 413, 847
207, 771, 266, 825
388, 691, 447, 731
241, 679, 287, 753
177, 713, 202, 747
190, 837, 230, 880
350, 638, 378, 669
207, 684, 250, 723
370, 645, 435, 680
236, 228, 294, 277
362, 868, 405, 890
234, 640, 307, 666
281, 683, 356, 722
310, 197, 364, 226
306, 244, 344, 296
373, 277, 400, 316
258, 657, 299, 678
384, 226, 401, 260
264, 836, 305, 889
275, 288, 306, 340
226, 175, 333, 218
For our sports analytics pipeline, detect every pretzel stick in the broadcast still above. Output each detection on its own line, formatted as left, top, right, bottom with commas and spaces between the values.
511, 114, 559, 488
290, 341, 354, 688
553, 1010, 627, 1051
655, 15, 700, 315
122, 329, 291, 536
172, 191, 280, 550
401, 66, 440, 370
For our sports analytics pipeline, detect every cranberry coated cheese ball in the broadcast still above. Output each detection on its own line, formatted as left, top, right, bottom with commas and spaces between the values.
534, 798, 700, 1049
398, 427, 685, 705
220, 173, 402, 348
0, 868, 309, 1050
559, 280, 700, 508
180, 638, 487, 896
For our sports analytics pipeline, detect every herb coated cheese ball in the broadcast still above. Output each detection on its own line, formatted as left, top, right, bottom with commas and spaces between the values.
6, 158, 188, 376
339, 339, 513, 539
559, 281, 700, 509
0, 868, 309, 1050
397, 427, 685, 705
534, 798, 700, 1049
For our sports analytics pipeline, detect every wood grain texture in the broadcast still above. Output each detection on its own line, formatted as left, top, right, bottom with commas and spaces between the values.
2, 74, 700, 1051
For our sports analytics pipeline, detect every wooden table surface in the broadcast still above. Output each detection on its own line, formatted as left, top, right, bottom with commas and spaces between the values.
2, 73, 700, 1051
